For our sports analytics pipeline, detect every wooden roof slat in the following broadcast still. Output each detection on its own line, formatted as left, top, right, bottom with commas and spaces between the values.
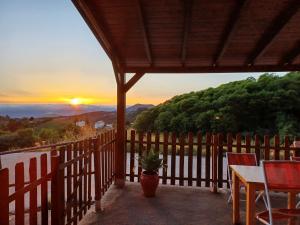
246, 0, 300, 65
181, 0, 193, 65
136, 0, 153, 65
281, 40, 300, 65
73, 0, 300, 74
213, 0, 251, 66
125, 64, 300, 73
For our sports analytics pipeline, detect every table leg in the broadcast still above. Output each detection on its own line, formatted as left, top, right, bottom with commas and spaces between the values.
246, 183, 256, 225
288, 192, 296, 225
232, 171, 240, 224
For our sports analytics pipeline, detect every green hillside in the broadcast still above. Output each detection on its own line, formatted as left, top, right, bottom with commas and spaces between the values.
133, 72, 300, 137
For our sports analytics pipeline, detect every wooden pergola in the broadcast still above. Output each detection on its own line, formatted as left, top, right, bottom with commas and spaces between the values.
72, 0, 300, 187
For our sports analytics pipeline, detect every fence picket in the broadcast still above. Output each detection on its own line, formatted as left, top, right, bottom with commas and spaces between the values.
130, 130, 135, 182
138, 132, 144, 182
73, 143, 78, 225
162, 132, 168, 184
196, 132, 202, 187
15, 162, 25, 225
29, 158, 38, 225
226, 134, 233, 188
40, 154, 48, 225
83, 140, 88, 214
217, 134, 223, 188
205, 133, 211, 187
155, 132, 160, 153
171, 133, 176, 185
245, 134, 251, 153
88, 139, 92, 208
212, 135, 218, 193
284, 136, 290, 160
255, 135, 260, 164
188, 132, 193, 186
274, 135, 280, 160
51, 155, 60, 225
66, 145, 72, 221
147, 132, 151, 152
264, 135, 270, 160
236, 133, 241, 153
179, 134, 185, 186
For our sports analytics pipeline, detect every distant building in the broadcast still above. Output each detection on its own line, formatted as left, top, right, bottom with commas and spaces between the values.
95, 120, 105, 129
106, 124, 113, 128
75, 120, 86, 127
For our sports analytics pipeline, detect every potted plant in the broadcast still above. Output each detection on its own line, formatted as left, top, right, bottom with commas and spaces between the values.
139, 149, 163, 197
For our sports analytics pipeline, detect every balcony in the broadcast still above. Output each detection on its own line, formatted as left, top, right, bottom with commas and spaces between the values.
0, 130, 298, 225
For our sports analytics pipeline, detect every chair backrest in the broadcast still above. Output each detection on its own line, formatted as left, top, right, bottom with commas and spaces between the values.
291, 156, 300, 161
226, 152, 257, 167
262, 161, 300, 190
262, 161, 300, 225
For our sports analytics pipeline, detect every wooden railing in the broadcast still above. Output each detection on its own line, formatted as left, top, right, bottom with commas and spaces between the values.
1, 129, 299, 224
0, 130, 115, 225
125, 130, 300, 191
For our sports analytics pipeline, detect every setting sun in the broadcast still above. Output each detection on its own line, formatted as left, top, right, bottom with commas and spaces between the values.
70, 98, 82, 105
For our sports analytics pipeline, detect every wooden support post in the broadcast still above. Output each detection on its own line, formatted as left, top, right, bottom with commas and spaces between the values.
211, 134, 218, 193
115, 71, 126, 188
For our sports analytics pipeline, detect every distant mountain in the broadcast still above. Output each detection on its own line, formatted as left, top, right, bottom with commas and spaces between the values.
57, 111, 116, 124
53, 104, 154, 125
0, 104, 116, 118
127, 104, 154, 112
0, 103, 154, 128
126, 104, 154, 124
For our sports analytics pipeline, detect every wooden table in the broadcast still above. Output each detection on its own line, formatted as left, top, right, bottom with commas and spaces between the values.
230, 165, 297, 225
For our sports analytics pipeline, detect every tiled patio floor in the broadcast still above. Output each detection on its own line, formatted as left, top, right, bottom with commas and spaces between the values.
79, 182, 290, 225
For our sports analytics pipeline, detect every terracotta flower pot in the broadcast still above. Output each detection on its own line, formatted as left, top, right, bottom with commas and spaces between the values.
140, 171, 159, 197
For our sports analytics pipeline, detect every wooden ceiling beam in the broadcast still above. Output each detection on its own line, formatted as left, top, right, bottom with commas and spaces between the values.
136, 0, 153, 65
124, 64, 300, 73
72, 0, 123, 69
213, 0, 251, 66
181, 0, 193, 65
281, 40, 300, 65
246, 0, 300, 65
124, 72, 145, 92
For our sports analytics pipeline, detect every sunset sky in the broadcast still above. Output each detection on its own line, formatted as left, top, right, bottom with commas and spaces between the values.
0, 0, 286, 106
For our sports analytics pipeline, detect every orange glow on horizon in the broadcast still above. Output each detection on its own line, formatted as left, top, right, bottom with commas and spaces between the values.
0, 95, 164, 105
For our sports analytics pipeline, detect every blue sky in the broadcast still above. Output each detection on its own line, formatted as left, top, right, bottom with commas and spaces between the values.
0, 0, 286, 105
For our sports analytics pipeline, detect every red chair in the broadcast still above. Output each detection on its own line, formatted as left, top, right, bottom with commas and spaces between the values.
291, 156, 300, 208
226, 152, 265, 205
257, 161, 300, 225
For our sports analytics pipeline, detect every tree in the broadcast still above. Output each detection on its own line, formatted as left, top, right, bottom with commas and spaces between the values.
133, 72, 300, 137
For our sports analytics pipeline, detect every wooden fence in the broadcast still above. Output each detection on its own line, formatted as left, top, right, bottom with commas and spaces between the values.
125, 130, 300, 190
0, 130, 115, 225
1, 129, 300, 224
